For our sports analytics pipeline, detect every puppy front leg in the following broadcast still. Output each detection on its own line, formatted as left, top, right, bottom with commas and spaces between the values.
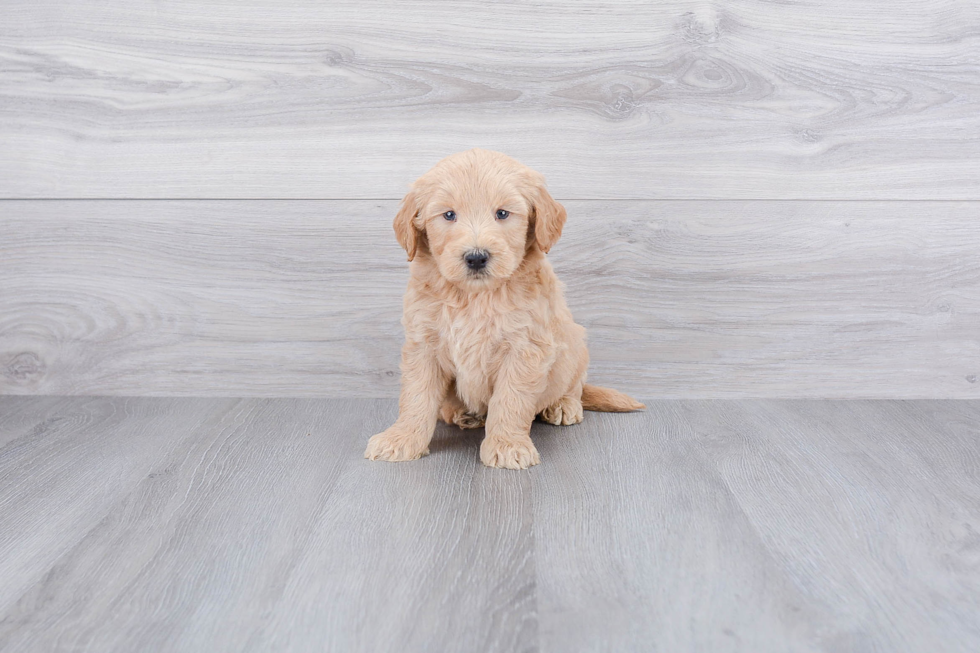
481, 355, 547, 470
365, 340, 447, 462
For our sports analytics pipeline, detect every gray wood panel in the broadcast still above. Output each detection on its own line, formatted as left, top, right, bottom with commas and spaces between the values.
2, 200, 978, 399
245, 410, 536, 653
0, 397, 239, 616
1, 397, 979, 651
531, 399, 980, 652
1, 1, 978, 199
0, 397, 535, 653
682, 400, 980, 652
532, 405, 831, 653
0, 199, 974, 398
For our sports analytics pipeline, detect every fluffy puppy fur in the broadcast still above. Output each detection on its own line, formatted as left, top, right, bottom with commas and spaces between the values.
365, 149, 644, 469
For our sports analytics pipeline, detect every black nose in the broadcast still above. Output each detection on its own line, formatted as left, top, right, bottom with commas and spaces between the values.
464, 249, 489, 271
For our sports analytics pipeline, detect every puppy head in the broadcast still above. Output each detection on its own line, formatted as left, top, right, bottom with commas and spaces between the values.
393, 149, 566, 289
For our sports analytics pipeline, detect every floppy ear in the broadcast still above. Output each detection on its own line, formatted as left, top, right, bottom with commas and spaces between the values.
528, 176, 567, 253
393, 188, 424, 261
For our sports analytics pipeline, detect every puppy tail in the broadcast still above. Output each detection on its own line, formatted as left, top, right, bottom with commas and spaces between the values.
581, 384, 645, 412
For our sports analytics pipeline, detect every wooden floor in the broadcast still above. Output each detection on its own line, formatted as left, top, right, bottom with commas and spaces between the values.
1, 397, 978, 652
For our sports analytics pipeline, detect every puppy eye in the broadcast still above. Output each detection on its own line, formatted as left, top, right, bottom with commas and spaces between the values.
495, 209, 510, 220
443, 210, 456, 221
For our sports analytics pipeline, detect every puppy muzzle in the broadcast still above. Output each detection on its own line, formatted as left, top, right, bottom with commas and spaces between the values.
463, 249, 490, 273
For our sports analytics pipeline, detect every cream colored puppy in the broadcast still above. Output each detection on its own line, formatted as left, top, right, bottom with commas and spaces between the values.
365, 149, 643, 469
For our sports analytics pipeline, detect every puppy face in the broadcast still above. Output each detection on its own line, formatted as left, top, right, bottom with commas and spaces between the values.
421, 173, 530, 289
394, 149, 566, 290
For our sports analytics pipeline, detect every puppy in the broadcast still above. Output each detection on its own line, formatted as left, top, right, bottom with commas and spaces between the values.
365, 149, 644, 469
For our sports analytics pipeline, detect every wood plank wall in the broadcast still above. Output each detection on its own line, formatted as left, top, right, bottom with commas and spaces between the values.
1, 1, 978, 398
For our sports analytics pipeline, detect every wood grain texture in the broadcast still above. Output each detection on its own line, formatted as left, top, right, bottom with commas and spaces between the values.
1, 1, 978, 199
531, 400, 980, 652
0, 397, 536, 653
2, 200, 978, 398
531, 406, 829, 653
0, 397, 239, 616
245, 409, 537, 653
1, 397, 979, 651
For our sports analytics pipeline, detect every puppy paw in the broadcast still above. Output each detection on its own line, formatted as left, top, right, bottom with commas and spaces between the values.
540, 395, 584, 426
480, 437, 540, 470
364, 427, 428, 462
453, 411, 486, 429
440, 400, 485, 429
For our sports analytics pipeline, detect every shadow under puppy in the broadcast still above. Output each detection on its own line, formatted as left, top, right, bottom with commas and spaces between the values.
366, 149, 644, 469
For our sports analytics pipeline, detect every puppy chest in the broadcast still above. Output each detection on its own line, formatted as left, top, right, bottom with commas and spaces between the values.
439, 318, 501, 372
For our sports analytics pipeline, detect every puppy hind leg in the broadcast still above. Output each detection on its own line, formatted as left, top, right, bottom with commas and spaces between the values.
439, 386, 486, 429
539, 380, 584, 426
540, 395, 584, 426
